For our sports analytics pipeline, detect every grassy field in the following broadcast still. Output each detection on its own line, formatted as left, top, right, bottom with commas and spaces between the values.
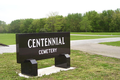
71, 35, 120, 40
71, 32, 120, 35
0, 33, 15, 45
0, 33, 120, 79
1, 50, 120, 80
0, 33, 120, 45
100, 41, 120, 47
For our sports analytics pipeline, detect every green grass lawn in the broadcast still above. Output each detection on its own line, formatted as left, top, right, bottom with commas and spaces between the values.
0, 33, 15, 45
71, 35, 120, 40
1, 33, 120, 79
100, 41, 120, 47
71, 32, 120, 35
0, 50, 120, 80
0, 33, 120, 45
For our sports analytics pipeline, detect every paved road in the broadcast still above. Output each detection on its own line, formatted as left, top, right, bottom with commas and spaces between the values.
71, 37, 120, 59
71, 37, 120, 45
0, 45, 16, 54
1, 37, 120, 59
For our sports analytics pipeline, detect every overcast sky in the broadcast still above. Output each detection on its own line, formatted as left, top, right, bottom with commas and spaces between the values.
0, 0, 120, 24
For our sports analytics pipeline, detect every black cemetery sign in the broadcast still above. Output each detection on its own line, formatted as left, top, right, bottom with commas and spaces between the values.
16, 32, 70, 76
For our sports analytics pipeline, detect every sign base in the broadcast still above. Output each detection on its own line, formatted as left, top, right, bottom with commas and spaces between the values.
21, 59, 37, 76
55, 54, 70, 68
21, 54, 70, 76
19, 66, 75, 78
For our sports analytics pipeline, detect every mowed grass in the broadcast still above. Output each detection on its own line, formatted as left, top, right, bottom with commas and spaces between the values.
0, 33, 15, 45
71, 32, 120, 35
1, 33, 120, 79
1, 50, 120, 79
0, 33, 120, 45
100, 41, 120, 47
71, 35, 120, 40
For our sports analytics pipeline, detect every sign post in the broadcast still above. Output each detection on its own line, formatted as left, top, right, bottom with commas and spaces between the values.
16, 32, 70, 76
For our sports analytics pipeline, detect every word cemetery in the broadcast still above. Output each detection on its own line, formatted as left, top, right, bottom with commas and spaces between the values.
38, 48, 57, 55
16, 32, 70, 76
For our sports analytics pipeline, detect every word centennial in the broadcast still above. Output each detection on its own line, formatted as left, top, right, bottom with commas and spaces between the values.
28, 37, 65, 48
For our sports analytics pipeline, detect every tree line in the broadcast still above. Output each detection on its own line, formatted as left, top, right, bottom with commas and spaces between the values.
0, 9, 120, 33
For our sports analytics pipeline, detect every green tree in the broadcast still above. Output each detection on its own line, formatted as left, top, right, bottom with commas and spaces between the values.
65, 13, 82, 32
36, 18, 46, 33
80, 16, 92, 32
44, 12, 64, 32
9, 19, 23, 33
84, 11, 100, 32
20, 19, 33, 33
99, 10, 114, 32
109, 9, 120, 32
0, 26, 3, 33
0, 20, 7, 33
27, 18, 46, 33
